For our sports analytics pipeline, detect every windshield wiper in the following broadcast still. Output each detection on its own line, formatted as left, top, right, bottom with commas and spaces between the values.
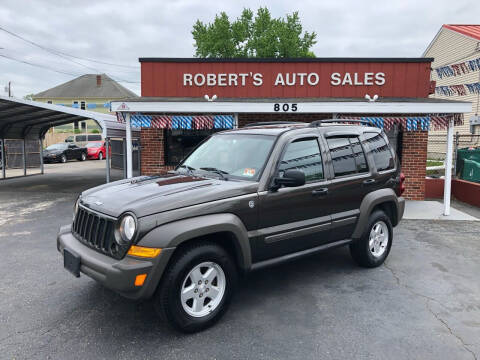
199, 167, 229, 180
177, 164, 196, 176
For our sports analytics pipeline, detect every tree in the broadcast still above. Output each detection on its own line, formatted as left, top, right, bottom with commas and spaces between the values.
23, 94, 34, 100
192, 8, 317, 58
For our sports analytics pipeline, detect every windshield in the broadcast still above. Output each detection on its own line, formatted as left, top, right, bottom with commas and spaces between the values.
86, 142, 102, 148
46, 144, 67, 150
180, 134, 276, 181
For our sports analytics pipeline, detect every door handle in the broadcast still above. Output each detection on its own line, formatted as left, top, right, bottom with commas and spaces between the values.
363, 179, 376, 186
312, 188, 328, 197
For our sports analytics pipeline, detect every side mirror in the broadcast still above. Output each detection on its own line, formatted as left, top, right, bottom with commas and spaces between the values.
273, 169, 306, 189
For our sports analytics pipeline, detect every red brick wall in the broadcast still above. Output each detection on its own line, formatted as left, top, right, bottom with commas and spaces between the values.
140, 128, 171, 175
401, 131, 428, 200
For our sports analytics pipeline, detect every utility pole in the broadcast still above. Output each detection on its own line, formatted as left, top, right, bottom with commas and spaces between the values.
7, 81, 11, 97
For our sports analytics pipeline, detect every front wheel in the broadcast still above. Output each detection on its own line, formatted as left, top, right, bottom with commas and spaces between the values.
154, 242, 237, 333
61, 154, 67, 163
98, 152, 103, 160
349, 210, 393, 268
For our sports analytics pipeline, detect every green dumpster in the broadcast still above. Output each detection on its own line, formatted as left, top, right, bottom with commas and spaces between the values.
457, 147, 480, 183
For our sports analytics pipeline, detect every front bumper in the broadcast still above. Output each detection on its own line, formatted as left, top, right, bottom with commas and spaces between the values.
87, 153, 98, 159
57, 225, 175, 300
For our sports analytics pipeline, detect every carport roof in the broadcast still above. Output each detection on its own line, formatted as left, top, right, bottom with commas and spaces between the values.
0, 95, 139, 140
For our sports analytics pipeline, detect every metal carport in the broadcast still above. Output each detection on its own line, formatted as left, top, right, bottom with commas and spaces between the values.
0, 95, 139, 182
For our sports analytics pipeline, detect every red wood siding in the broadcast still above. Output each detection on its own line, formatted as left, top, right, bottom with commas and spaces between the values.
141, 61, 432, 98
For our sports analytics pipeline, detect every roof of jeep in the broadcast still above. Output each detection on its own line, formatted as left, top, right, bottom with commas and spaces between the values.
219, 121, 380, 136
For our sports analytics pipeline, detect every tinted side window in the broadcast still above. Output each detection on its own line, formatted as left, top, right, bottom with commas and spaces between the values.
350, 137, 368, 173
76, 135, 86, 142
88, 135, 102, 141
279, 138, 323, 182
326, 138, 357, 176
364, 133, 394, 171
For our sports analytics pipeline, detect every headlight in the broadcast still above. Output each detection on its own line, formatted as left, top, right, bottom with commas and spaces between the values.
116, 214, 137, 245
73, 197, 80, 221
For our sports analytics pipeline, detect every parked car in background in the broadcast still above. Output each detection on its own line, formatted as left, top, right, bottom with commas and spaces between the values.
65, 134, 102, 147
44, 143, 87, 163
86, 141, 108, 160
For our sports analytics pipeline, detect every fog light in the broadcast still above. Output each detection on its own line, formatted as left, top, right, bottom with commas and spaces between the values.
127, 245, 162, 258
135, 274, 147, 287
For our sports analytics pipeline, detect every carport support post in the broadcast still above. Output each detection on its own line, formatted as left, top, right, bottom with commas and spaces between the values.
39, 138, 44, 175
23, 139, 27, 176
125, 112, 133, 179
105, 137, 110, 183
1, 138, 5, 179
443, 118, 454, 216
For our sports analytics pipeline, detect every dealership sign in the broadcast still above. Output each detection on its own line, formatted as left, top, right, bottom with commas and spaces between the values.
140, 59, 432, 98
183, 72, 386, 87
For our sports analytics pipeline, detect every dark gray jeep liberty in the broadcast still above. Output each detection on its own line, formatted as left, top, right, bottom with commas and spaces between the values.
58, 120, 405, 332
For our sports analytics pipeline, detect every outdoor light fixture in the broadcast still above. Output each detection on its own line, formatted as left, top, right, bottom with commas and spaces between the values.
204, 94, 218, 102
365, 94, 379, 102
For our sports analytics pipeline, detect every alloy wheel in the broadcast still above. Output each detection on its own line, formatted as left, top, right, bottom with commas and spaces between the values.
180, 261, 226, 318
368, 221, 389, 257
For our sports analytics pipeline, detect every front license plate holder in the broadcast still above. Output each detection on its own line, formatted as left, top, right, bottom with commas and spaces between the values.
64, 248, 81, 277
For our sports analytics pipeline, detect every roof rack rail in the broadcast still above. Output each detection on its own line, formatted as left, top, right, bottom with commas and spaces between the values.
309, 119, 376, 127
244, 121, 305, 127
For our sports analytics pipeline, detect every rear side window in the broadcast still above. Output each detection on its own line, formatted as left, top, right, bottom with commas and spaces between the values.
278, 138, 324, 182
326, 137, 368, 177
363, 133, 394, 171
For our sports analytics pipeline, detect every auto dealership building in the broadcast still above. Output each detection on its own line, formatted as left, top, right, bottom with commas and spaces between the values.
110, 58, 471, 202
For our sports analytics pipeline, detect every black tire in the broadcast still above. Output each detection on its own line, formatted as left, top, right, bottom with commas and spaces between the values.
154, 242, 237, 333
349, 210, 393, 268
78, 152, 86, 161
61, 154, 67, 163
98, 152, 103, 160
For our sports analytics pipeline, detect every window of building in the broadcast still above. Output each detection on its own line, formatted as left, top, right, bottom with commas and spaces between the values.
278, 138, 323, 182
165, 129, 222, 166
80, 101, 86, 110
326, 136, 368, 177
47, 100, 52, 104
363, 133, 394, 171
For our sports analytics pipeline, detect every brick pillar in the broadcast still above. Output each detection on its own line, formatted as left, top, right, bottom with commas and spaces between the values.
140, 128, 166, 175
401, 131, 428, 200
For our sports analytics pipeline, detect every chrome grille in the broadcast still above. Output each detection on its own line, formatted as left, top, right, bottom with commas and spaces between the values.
72, 206, 127, 259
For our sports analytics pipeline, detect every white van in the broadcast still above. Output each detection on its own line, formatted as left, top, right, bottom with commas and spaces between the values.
65, 134, 102, 147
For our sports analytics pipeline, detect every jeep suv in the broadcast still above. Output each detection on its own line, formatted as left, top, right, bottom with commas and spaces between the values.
57, 120, 405, 332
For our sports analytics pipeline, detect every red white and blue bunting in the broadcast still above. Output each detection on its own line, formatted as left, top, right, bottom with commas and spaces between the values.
435, 82, 480, 96
435, 57, 480, 79
116, 114, 235, 130
338, 114, 463, 131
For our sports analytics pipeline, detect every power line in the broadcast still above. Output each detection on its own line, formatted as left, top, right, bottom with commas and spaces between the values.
0, 54, 83, 77
0, 26, 140, 84
0, 54, 140, 83
0, 26, 139, 69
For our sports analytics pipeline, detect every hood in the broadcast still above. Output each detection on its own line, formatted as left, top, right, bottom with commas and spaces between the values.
44, 149, 63, 155
80, 173, 258, 218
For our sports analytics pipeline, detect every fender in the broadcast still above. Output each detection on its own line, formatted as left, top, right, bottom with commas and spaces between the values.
351, 188, 400, 239
137, 213, 252, 271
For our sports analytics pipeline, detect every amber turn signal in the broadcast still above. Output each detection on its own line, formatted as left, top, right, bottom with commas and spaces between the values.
127, 245, 162, 258
135, 274, 147, 287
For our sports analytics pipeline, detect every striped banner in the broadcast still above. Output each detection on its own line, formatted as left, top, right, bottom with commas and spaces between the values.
117, 114, 235, 130
338, 114, 461, 131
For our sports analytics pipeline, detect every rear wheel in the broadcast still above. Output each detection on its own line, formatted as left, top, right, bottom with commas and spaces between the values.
98, 152, 103, 160
78, 152, 86, 161
349, 210, 392, 268
154, 242, 237, 333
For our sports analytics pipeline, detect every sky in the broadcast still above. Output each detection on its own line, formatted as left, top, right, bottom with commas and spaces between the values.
1, 0, 479, 98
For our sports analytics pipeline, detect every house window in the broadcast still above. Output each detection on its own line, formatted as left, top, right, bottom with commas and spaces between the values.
81, 101, 86, 110
47, 101, 52, 104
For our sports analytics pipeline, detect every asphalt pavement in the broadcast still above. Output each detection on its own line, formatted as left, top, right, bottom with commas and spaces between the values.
1, 162, 479, 360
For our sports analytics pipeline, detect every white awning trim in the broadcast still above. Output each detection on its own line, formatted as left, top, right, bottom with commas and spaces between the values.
110, 100, 472, 114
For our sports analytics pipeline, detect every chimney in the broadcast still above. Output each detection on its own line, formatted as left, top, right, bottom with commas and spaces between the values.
96, 75, 102, 87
